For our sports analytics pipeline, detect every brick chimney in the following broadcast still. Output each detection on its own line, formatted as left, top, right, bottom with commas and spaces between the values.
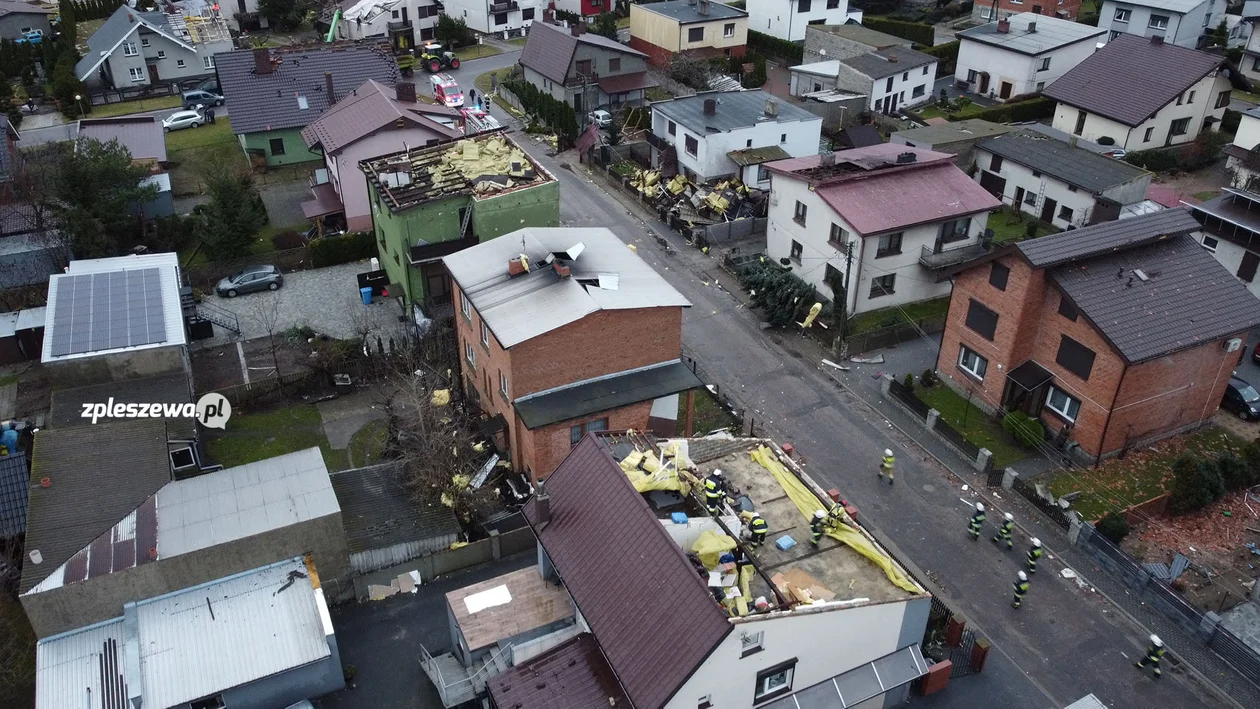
396, 82, 416, 103
997, 19, 1010, 34
571, 23, 585, 36
325, 72, 336, 105
553, 260, 571, 278
704, 98, 717, 115
253, 47, 272, 75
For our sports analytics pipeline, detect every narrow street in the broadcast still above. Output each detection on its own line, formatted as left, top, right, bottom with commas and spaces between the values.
493, 125, 1242, 709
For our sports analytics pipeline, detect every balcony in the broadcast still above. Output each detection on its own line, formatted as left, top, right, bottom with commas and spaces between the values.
564, 72, 599, 88
388, 19, 413, 31
488, 0, 519, 12
919, 243, 989, 272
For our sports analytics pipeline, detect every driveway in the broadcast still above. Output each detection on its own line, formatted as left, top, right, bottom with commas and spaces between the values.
193, 262, 412, 349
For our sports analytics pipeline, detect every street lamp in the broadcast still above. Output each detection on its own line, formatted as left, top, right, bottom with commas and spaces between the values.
74, 93, 83, 116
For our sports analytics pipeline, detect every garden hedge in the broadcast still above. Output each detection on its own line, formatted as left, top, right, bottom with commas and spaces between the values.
862, 17, 935, 46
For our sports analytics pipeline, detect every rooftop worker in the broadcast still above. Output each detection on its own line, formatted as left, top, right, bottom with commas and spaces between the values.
992, 512, 1014, 550
1026, 538, 1044, 574
878, 448, 895, 486
746, 512, 769, 548
1011, 570, 1029, 609
967, 502, 985, 541
0, 422, 17, 456
704, 469, 726, 516
810, 510, 826, 547
1135, 635, 1165, 679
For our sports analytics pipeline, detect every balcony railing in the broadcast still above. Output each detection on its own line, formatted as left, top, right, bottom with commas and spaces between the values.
564, 72, 599, 88
919, 243, 989, 271
388, 19, 412, 31
489, 1, 519, 12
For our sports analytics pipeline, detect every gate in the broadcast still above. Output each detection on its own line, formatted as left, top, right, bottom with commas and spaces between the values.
987, 465, 1005, 487
922, 596, 984, 678
948, 629, 981, 678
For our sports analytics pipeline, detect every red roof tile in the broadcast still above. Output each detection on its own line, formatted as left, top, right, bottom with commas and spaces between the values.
300, 79, 460, 154
523, 436, 731, 709
488, 634, 629, 708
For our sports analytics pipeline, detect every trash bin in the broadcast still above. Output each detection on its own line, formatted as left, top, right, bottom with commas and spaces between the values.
360, 287, 373, 305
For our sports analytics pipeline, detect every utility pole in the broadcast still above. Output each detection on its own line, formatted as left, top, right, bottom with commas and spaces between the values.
840, 240, 854, 341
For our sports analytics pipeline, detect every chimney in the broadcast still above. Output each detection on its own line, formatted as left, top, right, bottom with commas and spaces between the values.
764, 98, 778, 116
819, 151, 835, 167
1026, 21, 1037, 33
396, 82, 416, 103
535, 479, 551, 531
508, 254, 530, 276
699, 0, 710, 15
895, 151, 917, 164
997, 19, 1010, 34
571, 23, 584, 36
253, 47, 272, 75
1151, 34, 1164, 45
703, 98, 717, 115
553, 260, 571, 278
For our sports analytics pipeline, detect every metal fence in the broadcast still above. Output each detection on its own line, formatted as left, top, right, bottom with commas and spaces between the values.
1012, 476, 1072, 529
843, 317, 946, 357
933, 416, 982, 464
1149, 574, 1208, 625
1210, 626, 1260, 683
888, 378, 931, 419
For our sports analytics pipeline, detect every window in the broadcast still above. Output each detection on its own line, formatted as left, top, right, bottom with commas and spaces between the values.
793, 201, 807, 226
965, 299, 998, 340
1114, 8, 1130, 22
494, 12, 508, 25
570, 418, 608, 446
269, 138, 285, 155
912, 84, 925, 98
827, 0, 840, 7
755, 660, 796, 702
724, 23, 735, 38
1023, 190, 1036, 206
885, 77, 894, 92
123, 42, 138, 56
156, 50, 166, 59
798, 0, 811, 11
825, 262, 843, 290
684, 134, 698, 156
176, 59, 186, 68
1169, 118, 1190, 137
828, 223, 848, 247
128, 67, 145, 82
790, 240, 803, 263
780, 133, 787, 143
958, 346, 988, 380
1201, 234, 1219, 252
668, 120, 676, 136
190, 696, 226, 709
1176, 92, 1184, 106
990, 154, 1004, 172
141, 37, 151, 47
1238, 251, 1259, 283
203, 55, 215, 69
500, 371, 509, 397
699, 696, 713, 709
757, 165, 770, 182
481, 320, 489, 347
1036, 81, 1045, 92
391, 9, 399, 17
741, 630, 765, 657
967, 69, 978, 82
461, 291, 472, 319
522, 7, 535, 20
1217, 90, 1232, 109
1186, 90, 1195, 104
869, 274, 896, 298
1074, 109, 1086, 136
1149, 14, 1169, 30
989, 262, 1009, 291
940, 217, 971, 244
1056, 335, 1097, 380
1109, 30, 1122, 40
902, 72, 909, 81
876, 232, 903, 257
608, 57, 621, 72
1058, 296, 1078, 321
464, 341, 476, 367
1045, 386, 1081, 421
689, 27, 704, 42
1057, 205, 1074, 223
1038, 57, 1051, 72
1143, 127, 1154, 142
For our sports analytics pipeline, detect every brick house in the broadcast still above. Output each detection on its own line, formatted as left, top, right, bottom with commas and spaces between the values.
442, 227, 699, 478
936, 209, 1260, 463
973, 0, 1083, 22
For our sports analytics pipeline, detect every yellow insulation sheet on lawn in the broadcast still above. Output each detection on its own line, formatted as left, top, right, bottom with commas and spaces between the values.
750, 446, 919, 594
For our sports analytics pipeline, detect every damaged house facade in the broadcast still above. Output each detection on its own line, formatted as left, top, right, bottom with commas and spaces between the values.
74, 5, 232, 90
360, 133, 559, 313
442, 227, 699, 478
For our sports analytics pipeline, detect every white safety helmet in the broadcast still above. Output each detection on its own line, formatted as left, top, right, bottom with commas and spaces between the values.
1005, 512, 1014, 522
814, 509, 826, 519
1151, 634, 1163, 647
884, 449, 893, 457
975, 502, 985, 513
712, 469, 723, 477
1017, 571, 1027, 581
1032, 538, 1041, 548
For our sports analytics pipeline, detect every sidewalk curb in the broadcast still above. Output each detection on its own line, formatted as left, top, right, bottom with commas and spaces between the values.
821, 366, 1247, 709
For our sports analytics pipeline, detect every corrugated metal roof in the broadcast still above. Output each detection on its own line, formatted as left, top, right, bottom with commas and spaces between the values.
841, 46, 937, 80
0, 452, 29, 538
1042, 34, 1223, 127
958, 13, 1106, 55
1052, 233, 1260, 363
636, 0, 747, 23
652, 90, 820, 137
1017, 207, 1200, 268
78, 117, 168, 163
34, 618, 129, 709
522, 436, 732, 709
330, 461, 460, 554
215, 43, 400, 135
978, 131, 1150, 194
442, 227, 690, 349
521, 21, 647, 85
488, 634, 629, 709
299, 79, 460, 154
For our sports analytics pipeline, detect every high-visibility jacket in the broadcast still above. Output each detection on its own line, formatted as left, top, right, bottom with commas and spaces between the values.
996, 520, 1013, 536
881, 454, 895, 470
810, 518, 825, 536
749, 516, 768, 535
969, 511, 985, 528
704, 478, 723, 501
1145, 644, 1166, 663
1013, 580, 1029, 598
1027, 546, 1044, 565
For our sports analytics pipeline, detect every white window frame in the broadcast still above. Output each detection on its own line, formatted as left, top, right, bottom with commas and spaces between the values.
1038, 57, 1051, 72
1045, 386, 1080, 422
1201, 235, 1219, 253
464, 341, 476, 367
176, 59, 186, 68
141, 37, 151, 47
500, 371, 509, 397
724, 23, 735, 38
129, 67, 146, 82
1149, 14, 1169, 30
123, 41, 138, 57
480, 320, 489, 347
958, 346, 988, 381
156, 50, 166, 59
460, 292, 472, 319
740, 630, 764, 656
203, 55, 215, 69
755, 664, 795, 701
1114, 8, 1130, 22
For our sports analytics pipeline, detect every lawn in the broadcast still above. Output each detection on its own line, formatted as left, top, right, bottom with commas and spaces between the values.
202, 403, 350, 472
847, 296, 950, 336
918, 103, 987, 121
685, 387, 741, 435
348, 418, 390, 468
89, 95, 182, 118
915, 384, 1028, 469
164, 117, 235, 152
1046, 428, 1245, 520
508, 37, 528, 47
1233, 90, 1260, 106
986, 208, 1059, 245
457, 43, 504, 61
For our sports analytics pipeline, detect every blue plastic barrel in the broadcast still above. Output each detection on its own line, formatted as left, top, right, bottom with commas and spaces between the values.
360, 287, 373, 305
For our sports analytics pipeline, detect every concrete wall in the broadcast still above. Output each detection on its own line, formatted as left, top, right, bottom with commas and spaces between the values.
651, 107, 821, 182
221, 638, 344, 708
955, 34, 1103, 100
22, 513, 349, 638
803, 25, 911, 64
0, 12, 51, 41
1098, 0, 1221, 48
241, 128, 324, 167
973, 146, 1151, 228
830, 60, 936, 112
46, 345, 185, 389
1051, 71, 1231, 151
749, 1, 854, 43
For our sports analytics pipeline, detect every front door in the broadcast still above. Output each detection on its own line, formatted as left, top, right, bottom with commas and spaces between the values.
979, 171, 1007, 198
886, 92, 898, 114
147, 63, 159, 82
1041, 197, 1057, 223
978, 72, 990, 95
999, 81, 1013, 100
426, 268, 450, 305
1014, 186, 1025, 210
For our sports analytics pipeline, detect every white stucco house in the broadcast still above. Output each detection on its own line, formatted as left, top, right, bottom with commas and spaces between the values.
333, 0, 441, 48
764, 144, 1001, 316
791, 45, 936, 114
955, 13, 1107, 101
1238, 2, 1260, 83
1188, 188, 1260, 298
441, 0, 542, 37
747, 0, 863, 42
649, 90, 822, 186
1224, 106, 1260, 191
1097, 0, 1224, 48
1043, 33, 1230, 151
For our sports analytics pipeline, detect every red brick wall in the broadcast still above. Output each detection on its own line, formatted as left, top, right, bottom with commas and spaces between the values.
994, 0, 1081, 20
451, 281, 521, 463
524, 399, 655, 477
631, 37, 674, 67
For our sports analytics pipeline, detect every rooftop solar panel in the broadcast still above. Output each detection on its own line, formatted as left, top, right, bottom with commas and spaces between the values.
48, 267, 169, 358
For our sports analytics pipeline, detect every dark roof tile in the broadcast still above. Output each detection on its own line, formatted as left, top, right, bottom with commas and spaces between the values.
978, 131, 1149, 193
520, 22, 645, 85
330, 461, 461, 554
1017, 207, 1200, 268
488, 634, 629, 709
0, 452, 28, 539
299, 79, 460, 153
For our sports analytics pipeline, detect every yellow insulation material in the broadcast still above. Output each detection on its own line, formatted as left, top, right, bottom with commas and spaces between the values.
619, 441, 695, 495
749, 446, 920, 594
692, 529, 737, 569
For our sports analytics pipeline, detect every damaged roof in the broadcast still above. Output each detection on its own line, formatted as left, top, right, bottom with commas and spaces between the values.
300, 79, 461, 154
488, 634, 629, 709
652, 90, 819, 136
442, 227, 690, 348
520, 21, 647, 85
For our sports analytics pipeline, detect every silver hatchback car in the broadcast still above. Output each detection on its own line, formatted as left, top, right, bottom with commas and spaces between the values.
215, 265, 283, 297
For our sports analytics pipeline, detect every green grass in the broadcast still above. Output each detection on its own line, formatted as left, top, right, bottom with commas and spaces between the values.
474, 69, 499, 97
348, 419, 390, 468
616, 16, 630, 29
1046, 428, 1245, 520
0, 372, 19, 387
88, 95, 183, 118
164, 117, 235, 152
685, 387, 741, 435
847, 297, 950, 336
456, 43, 504, 61
508, 37, 529, 47
1193, 190, 1221, 201
203, 403, 349, 472
986, 208, 1059, 245
918, 103, 987, 121
915, 385, 1027, 469
1234, 90, 1260, 106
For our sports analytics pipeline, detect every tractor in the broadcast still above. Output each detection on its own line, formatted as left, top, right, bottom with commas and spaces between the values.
418, 42, 460, 73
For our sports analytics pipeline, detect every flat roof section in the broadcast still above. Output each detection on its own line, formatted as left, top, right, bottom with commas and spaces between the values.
446, 567, 574, 652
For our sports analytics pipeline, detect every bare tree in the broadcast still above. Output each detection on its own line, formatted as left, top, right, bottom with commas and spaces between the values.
243, 293, 288, 385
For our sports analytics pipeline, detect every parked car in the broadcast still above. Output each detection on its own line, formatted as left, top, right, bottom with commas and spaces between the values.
192, 77, 221, 94
162, 110, 204, 132
14, 29, 42, 44
183, 89, 224, 109
588, 109, 612, 128
1221, 375, 1260, 420
215, 265, 284, 298
1101, 147, 1127, 160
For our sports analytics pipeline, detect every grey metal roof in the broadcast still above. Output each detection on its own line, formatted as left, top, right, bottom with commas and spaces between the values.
0, 1, 55, 16
1017, 207, 1201, 268
215, 43, 400, 135
330, 461, 461, 554
0, 453, 28, 539
1043, 34, 1223, 127
50, 371, 192, 429
893, 119, 1014, 146
840, 46, 936, 80
520, 21, 646, 85
1052, 232, 1260, 363
978, 131, 1149, 194
75, 7, 193, 82
78, 116, 168, 163
21, 418, 171, 593
514, 360, 703, 429
636, 0, 746, 24
443, 227, 690, 349
0, 233, 62, 289
958, 13, 1106, 55
1120, 0, 1205, 12
652, 90, 819, 136
1013, 122, 1111, 154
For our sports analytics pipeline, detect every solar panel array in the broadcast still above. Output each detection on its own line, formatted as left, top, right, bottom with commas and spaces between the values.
48, 268, 168, 357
